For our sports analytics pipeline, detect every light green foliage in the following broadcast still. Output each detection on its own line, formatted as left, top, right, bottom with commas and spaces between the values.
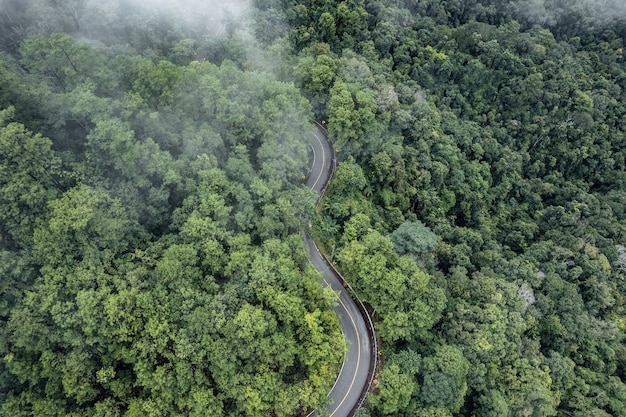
318, 12, 336, 43
170, 39, 197, 65
420, 345, 470, 413
390, 348, 422, 376
415, 407, 453, 417
20, 33, 99, 91
328, 80, 356, 146
354, 407, 372, 417
473, 390, 510, 417
368, 364, 416, 415
294, 43, 339, 112
0, 113, 68, 246
311, 54, 338, 92
0, 26, 340, 417
131, 59, 183, 108
337, 229, 446, 343
327, 79, 382, 157
333, 156, 367, 194
33, 185, 141, 267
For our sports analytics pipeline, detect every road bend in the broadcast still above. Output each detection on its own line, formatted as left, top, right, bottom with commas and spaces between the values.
304, 126, 373, 417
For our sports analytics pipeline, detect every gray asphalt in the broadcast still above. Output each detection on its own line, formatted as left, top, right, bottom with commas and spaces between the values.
304, 126, 373, 417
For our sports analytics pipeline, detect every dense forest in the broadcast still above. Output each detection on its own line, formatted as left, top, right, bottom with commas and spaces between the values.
2, 0, 626, 416
0, 1, 345, 416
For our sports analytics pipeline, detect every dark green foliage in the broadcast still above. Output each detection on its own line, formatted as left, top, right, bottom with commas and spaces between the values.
390, 220, 438, 257
287, 0, 626, 416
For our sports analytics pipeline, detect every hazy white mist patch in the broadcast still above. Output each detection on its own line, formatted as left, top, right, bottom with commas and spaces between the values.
518, 0, 626, 28
574, 0, 626, 19
124, 0, 253, 27
0, 0, 254, 46
107, 0, 255, 39
0, 0, 288, 79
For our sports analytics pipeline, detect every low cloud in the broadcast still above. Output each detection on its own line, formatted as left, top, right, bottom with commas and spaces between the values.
517, 0, 626, 29
0, 0, 255, 50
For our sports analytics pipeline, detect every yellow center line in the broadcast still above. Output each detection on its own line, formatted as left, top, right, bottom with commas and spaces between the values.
310, 132, 326, 190
328, 292, 360, 417
309, 127, 362, 417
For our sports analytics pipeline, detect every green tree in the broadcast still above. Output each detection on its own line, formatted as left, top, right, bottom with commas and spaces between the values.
318, 12, 336, 44
0, 110, 69, 246
32, 185, 142, 268
415, 407, 454, 417
473, 390, 510, 417
20, 33, 99, 91
327, 80, 356, 147
131, 59, 184, 108
420, 345, 470, 414
337, 229, 445, 342
390, 220, 438, 258
369, 363, 416, 415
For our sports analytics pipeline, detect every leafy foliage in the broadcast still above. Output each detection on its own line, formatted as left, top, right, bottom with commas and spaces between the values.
390, 220, 438, 257
0, 15, 343, 416
281, 0, 626, 416
3, 0, 626, 416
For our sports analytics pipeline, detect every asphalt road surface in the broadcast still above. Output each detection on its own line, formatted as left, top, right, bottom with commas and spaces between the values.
304, 126, 373, 417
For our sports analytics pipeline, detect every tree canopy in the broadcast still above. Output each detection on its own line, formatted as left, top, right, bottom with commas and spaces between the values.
2, 0, 626, 416
0, 5, 343, 415
283, 0, 626, 416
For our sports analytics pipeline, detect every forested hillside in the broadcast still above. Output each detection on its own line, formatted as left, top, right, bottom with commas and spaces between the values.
267, 0, 626, 416
0, 2, 343, 416
2, 0, 626, 416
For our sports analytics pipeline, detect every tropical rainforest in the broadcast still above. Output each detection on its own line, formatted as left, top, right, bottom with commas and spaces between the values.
1, 0, 626, 416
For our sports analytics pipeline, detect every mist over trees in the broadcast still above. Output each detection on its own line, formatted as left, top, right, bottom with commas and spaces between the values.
2, 0, 626, 416
0, 1, 344, 416
276, 0, 626, 416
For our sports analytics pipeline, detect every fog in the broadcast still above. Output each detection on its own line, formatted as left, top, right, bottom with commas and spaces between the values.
122, 0, 253, 36
570, 0, 626, 20
518, 0, 626, 29
0, 0, 255, 52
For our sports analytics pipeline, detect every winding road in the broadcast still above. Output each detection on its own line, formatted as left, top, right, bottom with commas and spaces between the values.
304, 125, 375, 417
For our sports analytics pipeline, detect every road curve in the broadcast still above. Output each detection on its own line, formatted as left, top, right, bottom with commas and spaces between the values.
304, 125, 374, 417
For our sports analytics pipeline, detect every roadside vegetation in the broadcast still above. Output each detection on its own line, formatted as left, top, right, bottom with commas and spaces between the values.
2, 0, 626, 416
0, 3, 343, 416
275, 0, 626, 416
